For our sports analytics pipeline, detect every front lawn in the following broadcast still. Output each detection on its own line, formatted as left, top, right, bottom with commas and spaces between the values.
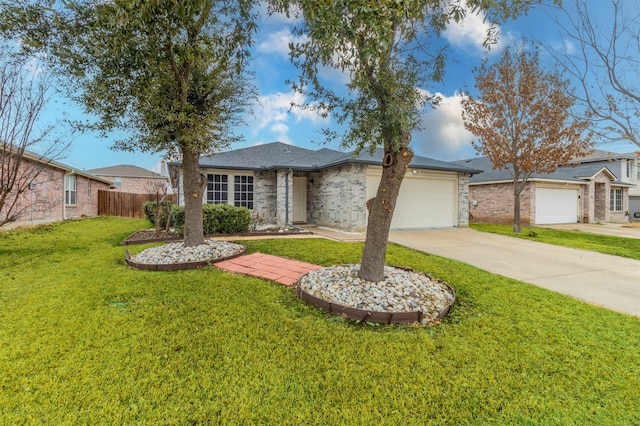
1, 217, 639, 424
470, 223, 640, 261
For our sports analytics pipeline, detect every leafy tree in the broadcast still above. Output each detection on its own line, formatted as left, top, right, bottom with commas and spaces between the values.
0, 50, 69, 228
0, 0, 257, 246
461, 43, 592, 233
550, 0, 640, 148
270, 0, 552, 282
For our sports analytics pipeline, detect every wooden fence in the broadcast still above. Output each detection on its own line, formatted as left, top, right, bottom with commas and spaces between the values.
98, 190, 176, 219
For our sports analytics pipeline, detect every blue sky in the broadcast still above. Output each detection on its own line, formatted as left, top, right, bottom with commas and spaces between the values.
37, 0, 638, 174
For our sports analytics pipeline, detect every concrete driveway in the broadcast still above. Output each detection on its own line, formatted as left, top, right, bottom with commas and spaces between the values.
542, 222, 640, 239
388, 228, 640, 317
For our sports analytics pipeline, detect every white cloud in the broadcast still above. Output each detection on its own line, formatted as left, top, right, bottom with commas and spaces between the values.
443, 3, 502, 55
251, 91, 329, 142
413, 92, 476, 161
257, 28, 307, 58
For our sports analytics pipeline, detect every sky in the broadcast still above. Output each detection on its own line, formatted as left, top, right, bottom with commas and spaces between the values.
32, 0, 640, 175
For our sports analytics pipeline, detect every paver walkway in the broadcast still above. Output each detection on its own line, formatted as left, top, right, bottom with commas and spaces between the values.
215, 252, 322, 286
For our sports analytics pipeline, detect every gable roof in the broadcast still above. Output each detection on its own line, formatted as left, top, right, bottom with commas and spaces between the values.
455, 156, 631, 186
171, 141, 481, 174
86, 164, 166, 179
20, 149, 114, 185
572, 148, 638, 163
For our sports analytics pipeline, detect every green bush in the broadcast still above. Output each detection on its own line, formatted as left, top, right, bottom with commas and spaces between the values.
142, 200, 173, 228
171, 203, 251, 235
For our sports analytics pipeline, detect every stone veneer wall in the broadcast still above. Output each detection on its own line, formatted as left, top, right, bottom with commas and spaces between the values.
253, 170, 277, 223
275, 169, 293, 227
469, 182, 534, 225
306, 163, 367, 230
457, 174, 471, 227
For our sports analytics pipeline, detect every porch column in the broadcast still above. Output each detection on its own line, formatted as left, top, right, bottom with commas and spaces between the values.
276, 169, 293, 227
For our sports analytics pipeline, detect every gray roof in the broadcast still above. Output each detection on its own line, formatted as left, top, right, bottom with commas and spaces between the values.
455, 156, 630, 186
174, 142, 481, 174
20, 149, 114, 185
86, 164, 165, 179
572, 148, 638, 163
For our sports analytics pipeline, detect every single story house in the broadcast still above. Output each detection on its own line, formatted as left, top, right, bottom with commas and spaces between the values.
1, 150, 113, 229
456, 156, 634, 225
85, 164, 169, 194
167, 142, 481, 231
570, 149, 640, 219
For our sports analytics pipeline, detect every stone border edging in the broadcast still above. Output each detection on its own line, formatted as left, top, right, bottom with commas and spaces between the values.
121, 230, 311, 245
125, 247, 247, 271
294, 267, 456, 325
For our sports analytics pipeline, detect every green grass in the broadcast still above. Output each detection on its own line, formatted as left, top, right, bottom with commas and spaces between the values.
1, 217, 639, 424
470, 223, 640, 261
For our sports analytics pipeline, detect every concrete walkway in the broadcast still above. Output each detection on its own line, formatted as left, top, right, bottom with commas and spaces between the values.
388, 228, 640, 317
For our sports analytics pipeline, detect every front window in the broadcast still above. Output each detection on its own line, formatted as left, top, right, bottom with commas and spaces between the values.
65, 175, 76, 205
610, 188, 622, 212
87, 180, 91, 198
113, 176, 122, 188
207, 174, 228, 204
234, 176, 254, 209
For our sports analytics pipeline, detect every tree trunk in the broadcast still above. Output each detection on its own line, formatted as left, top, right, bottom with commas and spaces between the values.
359, 144, 414, 282
513, 184, 521, 234
181, 147, 206, 246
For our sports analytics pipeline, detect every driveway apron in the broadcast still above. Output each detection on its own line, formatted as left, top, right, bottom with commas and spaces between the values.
389, 228, 640, 317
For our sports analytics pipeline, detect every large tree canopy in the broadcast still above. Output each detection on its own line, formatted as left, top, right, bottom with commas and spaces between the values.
271, 0, 555, 281
462, 43, 592, 233
1, 0, 257, 245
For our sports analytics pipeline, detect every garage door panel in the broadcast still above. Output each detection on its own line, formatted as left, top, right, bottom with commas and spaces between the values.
535, 188, 578, 224
366, 172, 457, 229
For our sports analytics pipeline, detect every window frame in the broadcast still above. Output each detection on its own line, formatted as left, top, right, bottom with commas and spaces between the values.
206, 174, 229, 204
113, 176, 122, 188
233, 175, 254, 210
64, 175, 77, 206
610, 188, 623, 212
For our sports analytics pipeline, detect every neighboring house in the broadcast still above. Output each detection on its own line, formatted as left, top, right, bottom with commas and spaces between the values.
571, 149, 640, 220
167, 142, 481, 231
85, 164, 169, 194
456, 156, 633, 225
1, 151, 113, 229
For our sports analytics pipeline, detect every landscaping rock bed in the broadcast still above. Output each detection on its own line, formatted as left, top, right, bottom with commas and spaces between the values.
297, 264, 455, 325
126, 240, 245, 271
122, 226, 310, 245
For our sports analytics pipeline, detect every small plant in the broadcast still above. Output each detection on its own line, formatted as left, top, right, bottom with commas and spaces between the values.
171, 203, 251, 235
142, 198, 173, 232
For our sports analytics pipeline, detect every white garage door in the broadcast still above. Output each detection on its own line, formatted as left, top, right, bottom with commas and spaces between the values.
535, 187, 579, 224
366, 170, 457, 229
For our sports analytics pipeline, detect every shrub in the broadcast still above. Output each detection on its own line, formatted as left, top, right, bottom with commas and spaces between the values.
142, 200, 173, 228
171, 204, 251, 235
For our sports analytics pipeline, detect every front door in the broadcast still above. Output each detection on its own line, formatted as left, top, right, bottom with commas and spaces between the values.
292, 177, 307, 223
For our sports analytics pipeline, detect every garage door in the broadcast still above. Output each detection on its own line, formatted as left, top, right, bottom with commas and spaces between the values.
535, 187, 579, 224
366, 170, 457, 229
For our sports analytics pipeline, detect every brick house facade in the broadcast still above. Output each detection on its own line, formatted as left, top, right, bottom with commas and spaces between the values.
459, 156, 633, 225
2, 152, 112, 229
168, 142, 479, 231
86, 165, 168, 194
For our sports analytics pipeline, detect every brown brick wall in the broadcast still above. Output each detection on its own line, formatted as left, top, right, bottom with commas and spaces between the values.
108, 176, 168, 194
469, 183, 534, 225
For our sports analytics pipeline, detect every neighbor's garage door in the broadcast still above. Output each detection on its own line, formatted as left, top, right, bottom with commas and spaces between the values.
366, 169, 458, 229
535, 187, 579, 224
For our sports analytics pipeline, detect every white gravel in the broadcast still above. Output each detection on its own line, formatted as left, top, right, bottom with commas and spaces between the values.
299, 264, 455, 324
131, 240, 245, 265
